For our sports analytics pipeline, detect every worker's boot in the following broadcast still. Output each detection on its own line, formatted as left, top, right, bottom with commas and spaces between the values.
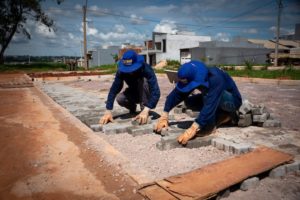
216, 112, 232, 127
129, 104, 137, 114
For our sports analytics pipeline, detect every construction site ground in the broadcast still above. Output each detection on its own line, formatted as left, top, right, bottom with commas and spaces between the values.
0, 73, 300, 199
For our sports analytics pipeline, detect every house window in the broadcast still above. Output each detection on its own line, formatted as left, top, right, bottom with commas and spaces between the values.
163, 39, 166, 52
155, 42, 161, 50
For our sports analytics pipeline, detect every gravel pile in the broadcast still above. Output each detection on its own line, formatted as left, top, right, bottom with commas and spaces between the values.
100, 132, 232, 181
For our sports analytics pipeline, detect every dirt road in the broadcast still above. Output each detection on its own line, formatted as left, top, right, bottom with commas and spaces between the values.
0, 74, 141, 199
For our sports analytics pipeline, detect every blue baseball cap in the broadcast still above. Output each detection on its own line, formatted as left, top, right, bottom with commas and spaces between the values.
118, 50, 144, 73
176, 61, 209, 93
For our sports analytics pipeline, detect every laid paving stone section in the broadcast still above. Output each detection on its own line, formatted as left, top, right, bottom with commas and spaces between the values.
39, 82, 128, 127
40, 82, 284, 157
39, 81, 300, 195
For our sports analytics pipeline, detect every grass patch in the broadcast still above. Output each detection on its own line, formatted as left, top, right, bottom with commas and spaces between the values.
226, 69, 300, 80
0, 62, 67, 73
89, 64, 117, 74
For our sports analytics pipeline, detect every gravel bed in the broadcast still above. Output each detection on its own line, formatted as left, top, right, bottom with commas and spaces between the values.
100, 132, 232, 181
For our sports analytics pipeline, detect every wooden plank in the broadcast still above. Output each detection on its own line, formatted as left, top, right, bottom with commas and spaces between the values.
154, 146, 293, 199
139, 146, 293, 200
138, 183, 178, 200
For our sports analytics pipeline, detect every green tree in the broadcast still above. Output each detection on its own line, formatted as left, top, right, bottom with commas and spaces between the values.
0, 0, 63, 64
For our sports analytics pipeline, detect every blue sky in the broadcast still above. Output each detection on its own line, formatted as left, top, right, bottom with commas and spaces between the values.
6, 0, 300, 56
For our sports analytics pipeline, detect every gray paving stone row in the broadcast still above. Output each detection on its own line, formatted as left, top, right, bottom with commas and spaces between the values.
156, 133, 214, 151
240, 177, 260, 191
211, 137, 254, 154
263, 119, 282, 127
269, 160, 300, 178
40, 83, 130, 127
127, 124, 154, 136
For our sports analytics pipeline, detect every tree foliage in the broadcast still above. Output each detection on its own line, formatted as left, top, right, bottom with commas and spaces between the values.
0, 0, 63, 64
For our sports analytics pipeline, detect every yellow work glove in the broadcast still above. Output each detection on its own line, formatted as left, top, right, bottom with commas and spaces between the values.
154, 112, 169, 133
177, 122, 200, 145
134, 107, 150, 125
99, 110, 114, 125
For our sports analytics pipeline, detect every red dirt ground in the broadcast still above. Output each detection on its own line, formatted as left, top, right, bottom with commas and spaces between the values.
0, 74, 141, 200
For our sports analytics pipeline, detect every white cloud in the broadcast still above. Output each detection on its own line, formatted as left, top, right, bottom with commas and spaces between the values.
242, 28, 258, 34
114, 24, 125, 33
214, 32, 231, 42
130, 14, 147, 25
88, 5, 109, 16
96, 32, 146, 42
80, 23, 98, 36
87, 27, 98, 36
269, 26, 294, 35
35, 23, 56, 38
74, 4, 81, 10
154, 20, 178, 34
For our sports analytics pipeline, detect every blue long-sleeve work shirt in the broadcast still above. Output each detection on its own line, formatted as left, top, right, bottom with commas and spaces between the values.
164, 67, 242, 128
106, 64, 160, 110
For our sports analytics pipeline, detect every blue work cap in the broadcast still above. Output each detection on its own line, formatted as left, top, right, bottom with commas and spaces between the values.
118, 50, 144, 73
176, 61, 209, 93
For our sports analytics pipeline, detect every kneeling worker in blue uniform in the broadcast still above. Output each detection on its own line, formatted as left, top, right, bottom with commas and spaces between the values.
154, 61, 242, 144
99, 50, 160, 125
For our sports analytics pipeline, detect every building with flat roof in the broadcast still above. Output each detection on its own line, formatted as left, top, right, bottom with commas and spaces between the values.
88, 46, 120, 67
181, 39, 271, 65
140, 32, 211, 66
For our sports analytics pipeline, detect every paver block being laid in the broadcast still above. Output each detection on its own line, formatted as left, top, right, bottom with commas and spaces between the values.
127, 124, 154, 136
156, 133, 214, 151
240, 177, 260, 191
156, 133, 182, 151
160, 126, 183, 136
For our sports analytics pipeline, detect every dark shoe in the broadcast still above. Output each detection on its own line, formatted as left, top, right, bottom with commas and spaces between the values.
216, 112, 231, 127
129, 105, 137, 114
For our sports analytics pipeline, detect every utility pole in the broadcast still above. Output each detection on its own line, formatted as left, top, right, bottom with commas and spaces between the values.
274, 0, 283, 67
83, 0, 88, 70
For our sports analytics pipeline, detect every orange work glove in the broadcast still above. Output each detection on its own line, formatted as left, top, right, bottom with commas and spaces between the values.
99, 110, 114, 125
177, 122, 200, 145
134, 107, 150, 125
154, 112, 169, 133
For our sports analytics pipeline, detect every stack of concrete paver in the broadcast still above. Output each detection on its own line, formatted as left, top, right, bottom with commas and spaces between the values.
238, 99, 281, 128
173, 100, 281, 128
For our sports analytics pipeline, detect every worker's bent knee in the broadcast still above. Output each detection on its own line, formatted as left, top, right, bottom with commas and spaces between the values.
116, 93, 127, 107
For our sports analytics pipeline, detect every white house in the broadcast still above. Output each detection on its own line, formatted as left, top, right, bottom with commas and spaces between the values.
140, 32, 211, 66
